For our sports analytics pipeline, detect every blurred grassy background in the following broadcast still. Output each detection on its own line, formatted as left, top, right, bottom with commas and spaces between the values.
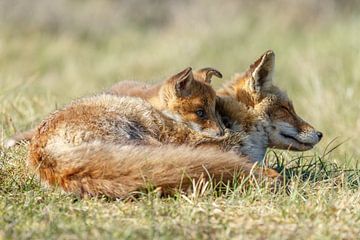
1, 1, 360, 239
0, 0, 359, 157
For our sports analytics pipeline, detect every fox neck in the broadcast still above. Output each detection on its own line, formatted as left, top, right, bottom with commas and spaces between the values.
237, 119, 269, 163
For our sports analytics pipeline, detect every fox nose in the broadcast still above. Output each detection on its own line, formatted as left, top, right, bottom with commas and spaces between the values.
316, 131, 323, 140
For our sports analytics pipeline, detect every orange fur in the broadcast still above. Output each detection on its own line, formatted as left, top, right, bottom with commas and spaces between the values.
28, 95, 280, 198
40, 144, 279, 198
8, 52, 323, 201
25, 53, 322, 197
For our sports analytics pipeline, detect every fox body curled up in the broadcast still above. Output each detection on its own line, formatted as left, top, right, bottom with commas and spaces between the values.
18, 51, 323, 197
29, 69, 280, 198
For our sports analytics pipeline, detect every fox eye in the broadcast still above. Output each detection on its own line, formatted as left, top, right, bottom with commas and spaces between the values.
196, 109, 207, 119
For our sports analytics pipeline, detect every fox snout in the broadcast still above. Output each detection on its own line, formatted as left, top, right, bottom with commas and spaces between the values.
200, 121, 225, 138
296, 123, 323, 145
207, 123, 225, 138
292, 129, 323, 146
269, 121, 323, 151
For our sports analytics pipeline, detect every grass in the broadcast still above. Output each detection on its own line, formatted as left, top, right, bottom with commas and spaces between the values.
1, 1, 360, 239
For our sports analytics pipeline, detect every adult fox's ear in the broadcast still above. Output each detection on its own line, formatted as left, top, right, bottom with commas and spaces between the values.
173, 67, 193, 97
194, 67, 223, 84
248, 50, 275, 93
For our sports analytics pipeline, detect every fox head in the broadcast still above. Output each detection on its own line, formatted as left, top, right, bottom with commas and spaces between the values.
160, 67, 224, 137
222, 50, 323, 151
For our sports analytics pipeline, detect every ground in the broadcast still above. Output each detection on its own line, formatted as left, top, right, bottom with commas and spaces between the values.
0, 1, 359, 239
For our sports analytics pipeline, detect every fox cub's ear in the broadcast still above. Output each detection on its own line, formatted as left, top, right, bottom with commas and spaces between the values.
194, 67, 223, 84
248, 50, 275, 93
172, 67, 193, 97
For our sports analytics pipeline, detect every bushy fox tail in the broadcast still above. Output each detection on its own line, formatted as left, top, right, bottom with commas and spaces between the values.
29, 142, 281, 198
